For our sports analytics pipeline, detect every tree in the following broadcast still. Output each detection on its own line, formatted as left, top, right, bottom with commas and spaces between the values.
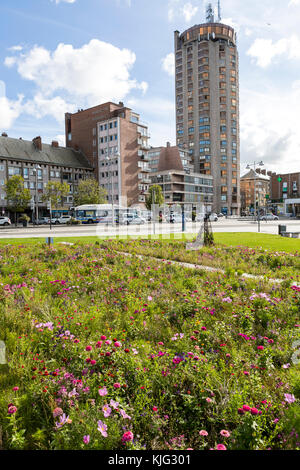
4, 175, 31, 225
73, 178, 107, 206
145, 185, 164, 210
42, 181, 69, 209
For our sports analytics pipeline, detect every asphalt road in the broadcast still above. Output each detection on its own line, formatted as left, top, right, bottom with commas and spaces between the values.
0, 218, 299, 239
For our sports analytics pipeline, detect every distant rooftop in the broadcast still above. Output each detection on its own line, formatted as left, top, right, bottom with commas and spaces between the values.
0, 135, 93, 169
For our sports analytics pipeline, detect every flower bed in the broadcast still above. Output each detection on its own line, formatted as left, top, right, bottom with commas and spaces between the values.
98, 239, 300, 281
0, 242, 299, 450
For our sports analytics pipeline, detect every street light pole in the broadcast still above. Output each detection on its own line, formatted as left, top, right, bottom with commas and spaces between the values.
246, 160, 264, 233
33, 164, 41, 225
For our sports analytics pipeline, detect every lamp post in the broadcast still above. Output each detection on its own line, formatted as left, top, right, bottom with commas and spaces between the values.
246, 160, 264, 232
33, 164, 42, 225
106, 155, 114, 226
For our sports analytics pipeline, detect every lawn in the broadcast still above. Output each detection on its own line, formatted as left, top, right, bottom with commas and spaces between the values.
0, 241, 299, 450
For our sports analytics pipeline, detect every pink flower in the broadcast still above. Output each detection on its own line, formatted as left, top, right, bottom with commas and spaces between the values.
242, 405, 251, 412
97, 420, 108, 438
251, 407, 259, 415
114, 341, 121, 348
83, 435, 90, 444
216, 444, 227, 450
98, 387, 108, 396
257, 346, 264, 350
199, 430, 208, 436
53, 407, 63, 418
100, 335, 107, 340
12, 387, 19, 391
85, 345, 92, 351
8, 406, 17, 415
113, 383, 121, 389
220, 430, 231, 438
90, 360, 96, 366
243, 371, 250, 376
102, 405, 112, 418
122, 431, 134, 443
206, 397, 212, 403
201, 327, 207, 331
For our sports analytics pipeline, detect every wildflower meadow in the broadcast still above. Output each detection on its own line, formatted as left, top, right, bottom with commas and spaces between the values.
0, 240, 299, 450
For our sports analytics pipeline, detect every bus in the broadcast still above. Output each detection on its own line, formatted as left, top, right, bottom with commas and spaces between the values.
74, 205, 140, 224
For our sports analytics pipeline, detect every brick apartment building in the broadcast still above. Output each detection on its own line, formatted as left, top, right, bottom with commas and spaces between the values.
0, 133, 93, 220
268, 170, 300, 216
65, 102, 150, 207
240, 168, 270, 214
148, 142, 213, 209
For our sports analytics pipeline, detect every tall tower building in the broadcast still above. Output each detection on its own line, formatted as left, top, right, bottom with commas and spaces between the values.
174, 2, 241, 215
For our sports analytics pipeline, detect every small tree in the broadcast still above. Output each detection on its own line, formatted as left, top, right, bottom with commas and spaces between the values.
73, 178, 107, 206
4, 175, 31, 225
145, 184, 164, 211
42, 181, 69, 210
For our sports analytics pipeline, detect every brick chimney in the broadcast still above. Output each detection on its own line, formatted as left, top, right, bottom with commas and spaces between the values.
51, 141, 59, 148
32, 136, 42, 150
118, 102, 124, 107
261, 169, 266, 175
166, 142, 171, 148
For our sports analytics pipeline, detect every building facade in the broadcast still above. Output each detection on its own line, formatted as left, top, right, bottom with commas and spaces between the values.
148, 142, 213, 209
269, 171, 300, 217
240, 169, 270, 215
0, 134, 93, 219
174, 12, 240, 215
65, 102, 150, 207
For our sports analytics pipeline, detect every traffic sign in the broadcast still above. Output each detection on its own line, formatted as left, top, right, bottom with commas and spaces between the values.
265, 194, 269, 199
277, 177, 282, 182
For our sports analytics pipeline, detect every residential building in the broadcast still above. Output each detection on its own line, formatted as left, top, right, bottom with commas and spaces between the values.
174, 6, 240, 215
269, 170, 300, 217
0, 133, 93, 219
65, 102, 150, 207
148, 142, 213, 209
240, 168, 270, 214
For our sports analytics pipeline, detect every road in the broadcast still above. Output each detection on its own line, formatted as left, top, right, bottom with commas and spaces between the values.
0, 218, 299, 239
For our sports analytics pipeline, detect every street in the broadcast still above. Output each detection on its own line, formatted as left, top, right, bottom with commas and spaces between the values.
0, 218, 299, 239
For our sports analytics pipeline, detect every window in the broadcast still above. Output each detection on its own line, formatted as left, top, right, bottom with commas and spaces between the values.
23, 168, 29, 178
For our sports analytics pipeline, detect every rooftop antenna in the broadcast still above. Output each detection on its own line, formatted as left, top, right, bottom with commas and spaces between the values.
218, 0, 221, 21
206, 3, 214, 23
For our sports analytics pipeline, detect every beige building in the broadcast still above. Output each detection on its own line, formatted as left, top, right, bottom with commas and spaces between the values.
174, 12, 240, 215
148, 142, 213, 209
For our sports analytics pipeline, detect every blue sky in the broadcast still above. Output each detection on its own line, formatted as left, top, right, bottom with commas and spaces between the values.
1, 0, 300, 174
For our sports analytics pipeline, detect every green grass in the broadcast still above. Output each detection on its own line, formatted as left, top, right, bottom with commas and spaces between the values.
0, 232, 299, 252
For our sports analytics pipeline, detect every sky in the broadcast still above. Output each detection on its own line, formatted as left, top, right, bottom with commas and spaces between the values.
0, 0, 300, 175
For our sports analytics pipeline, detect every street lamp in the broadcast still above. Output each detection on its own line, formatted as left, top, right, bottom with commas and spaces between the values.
33, 164, 42, 225
105, 155, 114, 226
246, 160, 264, 232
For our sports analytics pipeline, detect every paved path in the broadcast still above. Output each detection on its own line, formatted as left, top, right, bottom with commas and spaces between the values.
114, 250, 298, 287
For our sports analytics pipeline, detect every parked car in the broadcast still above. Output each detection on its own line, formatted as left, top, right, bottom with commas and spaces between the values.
128, 216, 146, 225
56, 215, 72, 224
261, 213, 279, 221
0, 216, 11, 226
33, 217, 50, 225
218, 213, 225, 218
196, 213, 218, 222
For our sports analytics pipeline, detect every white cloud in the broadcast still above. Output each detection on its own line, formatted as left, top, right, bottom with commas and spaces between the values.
0, 81, 23, 130
240, 83, 300, 172
181, 3, 198, 23
168, 1, 198, 23
247, 35, 300, 67
23, 93, 77, 124
51, 0, 76, 4
288, 0, 300, 6
54, 134, 66, 146
162, 53, 175, 77
8, 45, 23, 52
4, 39, 148, 122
